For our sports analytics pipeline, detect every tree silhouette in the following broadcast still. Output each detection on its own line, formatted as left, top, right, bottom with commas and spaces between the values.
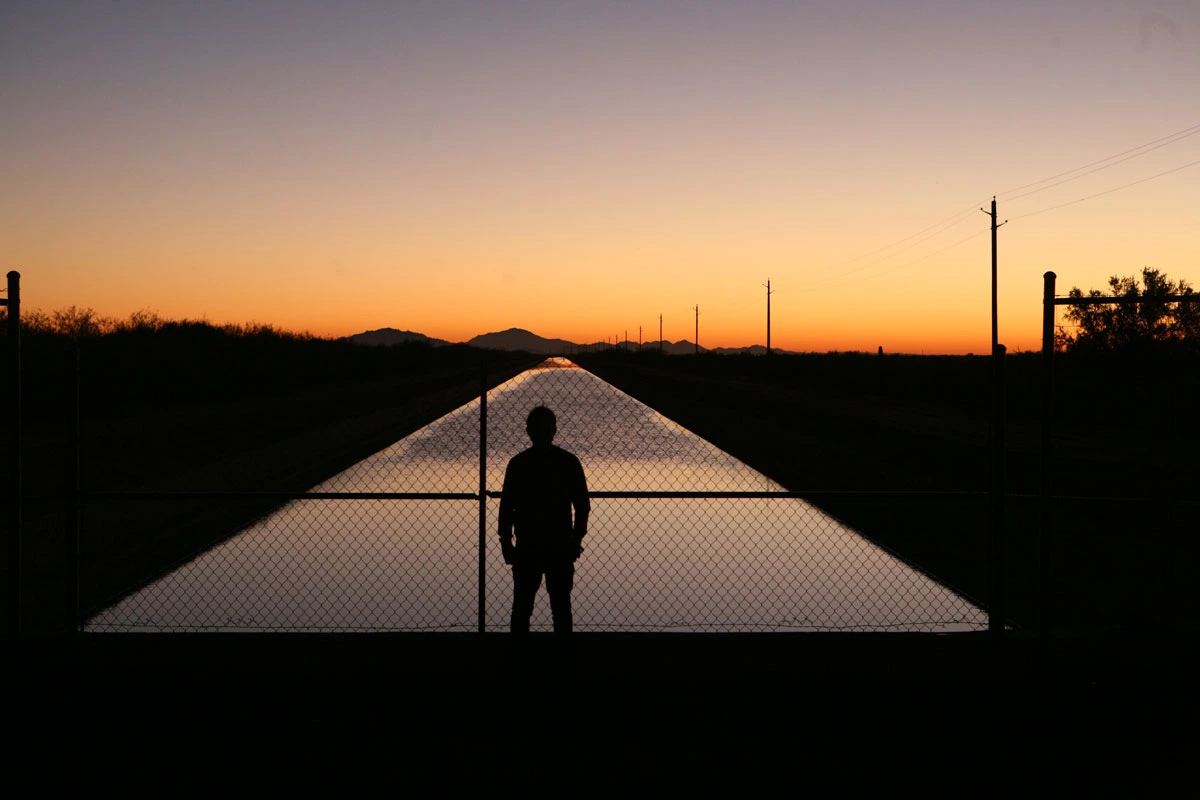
1058, 268, 1199, 353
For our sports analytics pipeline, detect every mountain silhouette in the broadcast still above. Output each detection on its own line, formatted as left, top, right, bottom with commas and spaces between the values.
466, 328, 579, 353
346, 326, 787, 355
346, 328, 451, 347
651, 339, 708, 355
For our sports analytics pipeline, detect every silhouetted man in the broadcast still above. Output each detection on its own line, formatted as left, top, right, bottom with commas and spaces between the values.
499, 405, 590, 636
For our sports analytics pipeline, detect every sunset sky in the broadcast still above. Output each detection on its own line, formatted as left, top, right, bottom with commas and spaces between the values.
3, 1, 1197, 353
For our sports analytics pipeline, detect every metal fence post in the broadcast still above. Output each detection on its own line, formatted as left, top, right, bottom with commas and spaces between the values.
990, 343, 1006, 635
478, 360, 488, 634
1040, 272, 1056, 655
5, 270, 21, 637
67, 342, 81, 633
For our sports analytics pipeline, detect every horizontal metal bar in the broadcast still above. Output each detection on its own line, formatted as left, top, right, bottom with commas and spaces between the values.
83, 491, 480, 500
576, 491, 812, 499
590, 491, 808, 499
65, 489, 1189, 504
1053, 295, 1200, 306
489, 490, 989, 499
80, 489, 990, 501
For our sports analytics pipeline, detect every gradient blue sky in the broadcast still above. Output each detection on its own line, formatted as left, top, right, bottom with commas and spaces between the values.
3, 1, 1197, 352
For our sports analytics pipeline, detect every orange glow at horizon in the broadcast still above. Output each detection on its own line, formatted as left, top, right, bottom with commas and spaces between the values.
3, 3, 1197, 356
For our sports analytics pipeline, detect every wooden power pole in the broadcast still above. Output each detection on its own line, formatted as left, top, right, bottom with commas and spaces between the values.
981, 197, 1007, 350
694, 305, 700, 355
764, 279, 775, 356
981, 197, 1007, 637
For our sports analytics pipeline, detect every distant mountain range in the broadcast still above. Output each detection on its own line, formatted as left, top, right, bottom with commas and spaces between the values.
347, 326, 789, 355
467, 328, 580, 353
346, 328, 453, 347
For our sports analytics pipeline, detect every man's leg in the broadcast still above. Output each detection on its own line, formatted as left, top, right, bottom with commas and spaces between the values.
545, 562, 575, 636
510, 563, 542, 635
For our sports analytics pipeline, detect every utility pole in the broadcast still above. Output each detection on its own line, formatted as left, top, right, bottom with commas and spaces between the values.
981, 197, 1007, 350
980, 196, 1008, 637
659, 314, 663, 354
639, 326, 642, 349
764, 279, 775, 356
694, 305, 700, 355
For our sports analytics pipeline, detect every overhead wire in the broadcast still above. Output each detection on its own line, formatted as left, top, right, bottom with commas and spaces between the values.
864, 227, 990, 280
795, 227, 990, 293
1001, 128, 1200, 203
785, 203, 986, 289
788, 201, 983, 278
1010, 157, 1200, 221
995, 121, 1200, 201
783, 122, 1199, 292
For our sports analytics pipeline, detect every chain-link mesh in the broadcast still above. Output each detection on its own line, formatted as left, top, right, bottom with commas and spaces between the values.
86, 358, 987, 632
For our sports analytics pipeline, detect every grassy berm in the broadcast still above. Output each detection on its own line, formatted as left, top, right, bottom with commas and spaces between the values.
6, 325, 537, 633
575, 349, 1199, 636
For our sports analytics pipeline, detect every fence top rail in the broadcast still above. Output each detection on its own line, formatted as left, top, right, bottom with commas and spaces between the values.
73, 490, 1192, 506
80, 489, 990, 501
1052, 294, 1200, 306
82, 491, 481, 500
574, 490, 988, 499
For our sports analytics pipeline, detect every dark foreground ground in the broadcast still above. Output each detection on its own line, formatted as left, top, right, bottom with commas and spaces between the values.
14, 631, 1197, 789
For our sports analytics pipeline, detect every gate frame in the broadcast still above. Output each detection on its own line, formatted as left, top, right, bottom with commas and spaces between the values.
72, 354, 997, 635
1039, 271, 1200, 651
3, 271, 20, 637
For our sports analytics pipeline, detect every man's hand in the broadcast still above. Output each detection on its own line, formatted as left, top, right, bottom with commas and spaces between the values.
501, 540, 516, 566
572, 535, 584, 562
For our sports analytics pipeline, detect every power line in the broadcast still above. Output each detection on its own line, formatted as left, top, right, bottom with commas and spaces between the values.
789, 123, 1200, 289
996, 121, 1200, 200
787, 227, 989, 294
1011, 157, 1200, 221
788, 207, 983, 289
797, 224, 990, 292
789, 202, 983, 281
788, 149, 1194, 293
1002, 129, 1200, 203
845, 228, 989, 284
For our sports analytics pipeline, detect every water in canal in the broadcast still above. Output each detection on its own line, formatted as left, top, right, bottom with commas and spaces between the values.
87, 358, 987, 632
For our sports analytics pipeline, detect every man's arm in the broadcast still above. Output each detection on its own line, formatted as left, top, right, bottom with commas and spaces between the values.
498, 463, 517, 565
571, 458, 590, 545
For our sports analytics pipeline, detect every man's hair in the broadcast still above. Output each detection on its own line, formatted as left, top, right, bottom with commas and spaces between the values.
526, 405, 556, 429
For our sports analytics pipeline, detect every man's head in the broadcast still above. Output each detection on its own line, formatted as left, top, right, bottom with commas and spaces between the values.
525, 405, 557, 447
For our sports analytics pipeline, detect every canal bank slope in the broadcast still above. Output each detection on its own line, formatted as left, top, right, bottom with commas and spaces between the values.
574, 353, 1199, 637
16, 351, 537, 635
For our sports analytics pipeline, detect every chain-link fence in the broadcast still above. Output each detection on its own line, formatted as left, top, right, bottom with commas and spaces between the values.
10, 269, 1193, 639
84, 358, 988, 633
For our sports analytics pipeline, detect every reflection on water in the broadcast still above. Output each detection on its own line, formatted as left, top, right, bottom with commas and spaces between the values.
87, 358, 987, 632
